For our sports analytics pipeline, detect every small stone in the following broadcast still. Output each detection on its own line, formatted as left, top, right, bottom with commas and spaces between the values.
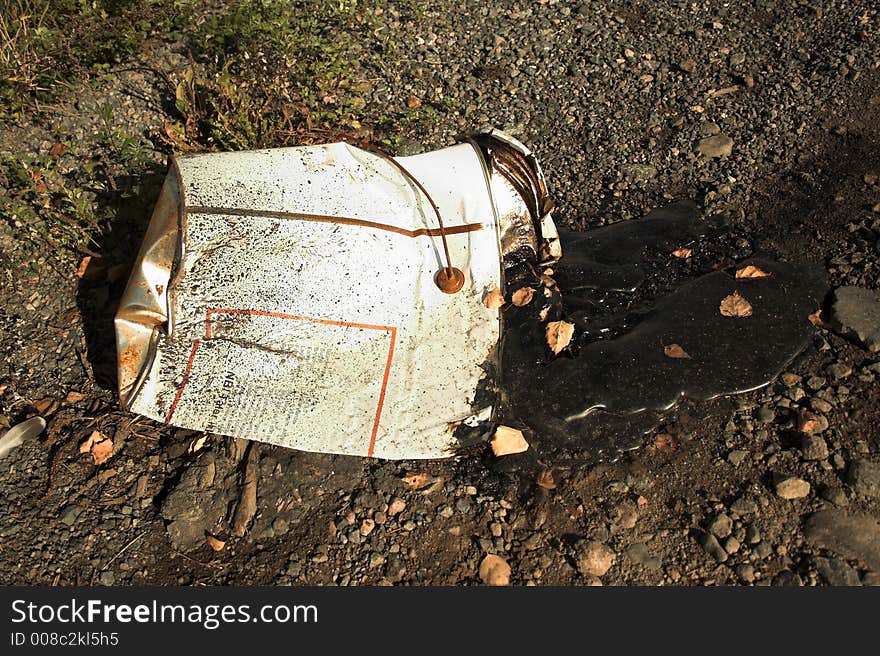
60, 504, 84, 526
697, 134, 734, 158
754, 406, 775, 423
826, 363, 852, 380
831, 286, 880, 351
806, 376, 826, 390
847, 460, 880, 498
746, 525, 761, 544
625, 543, 661, 570
728, 450, 749, 466
801, 435, 829, 461
360, 518, 375, 537
576, 540, 616, 577
803, 509, 880, 571
387, 497, 406, 516
723, 536, 741, 554
730, 497, 758, 516
437, 505, 454, 519
735, 564, 755, 583
479, 554, 511, 586
490, 522, 503, 538
454, 497, 472, 514
679, 60, 696, 73
99, 571, 115, 586
699, 533, 728, 563
820, 485, 848, 506
753, 541, 773, 559
810, 398, 833, 414
775, 476, 810, 499
773, 571, 803, 586
708, 513, 733, 539
813, 557, 861, 586
700, 121, 721, 136
368, 553, 385, 569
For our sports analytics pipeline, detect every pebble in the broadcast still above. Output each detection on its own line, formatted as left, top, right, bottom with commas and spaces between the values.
60, 504, 84, 526
728, 450, 749, 467
454, 497, 472, 514
735, 564, 755, 583
825, 363, 852, 380
801, 435, 829, 461
697, 134, 734, 158
723, 536, 741, 554
575, 540, 616, 577
803, 509, 880, 571
699, 533, 728, 563
830, 286, 880, 351
754, 406, 776, 423
387, 497, 406, 516
820, 486, 848, 506
625, 543, 662, 570
708, 513, 733, 539
775, 476, 811, 499
813, 557, 861, 586
479, 554, 511, 586
810, 398, 833, 414
847, 460, 880, 498
99, 571, 115, 586
730, 497, 758, 516
745, 525, 761, 544
753, 541, 773, 559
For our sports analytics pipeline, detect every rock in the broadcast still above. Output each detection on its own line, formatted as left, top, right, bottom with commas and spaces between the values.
775, 476, 810, 499
847, 460, 880, 498
387, 497, 406, 516
820, 486, 848, 507
360, 518, 375, 537
479, 554, 511, 586
830, 287, 880, 351
773, 571, 803, 586
699, 533, 728, 563
99, 571, 115, 586
728, 450, 749, 466
803, 509, 880, 571
708, 513, 733, 538
825, 363, 852, 380
813, 557, 861, 586
724, 536, 741, 554
801, 435, 829, 461
753, 541, 773, 559
697, 134, 734, 158
625, 542, 661, 570
754, 406, 775, 423
679, 60, 696, 73
730, 497, 758, 516
60, 504, 84, 526
735, 564, 755, 583
576, 540, 616, 577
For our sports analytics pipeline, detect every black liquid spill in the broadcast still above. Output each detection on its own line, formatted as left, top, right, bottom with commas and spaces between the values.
496, 202, 828, 466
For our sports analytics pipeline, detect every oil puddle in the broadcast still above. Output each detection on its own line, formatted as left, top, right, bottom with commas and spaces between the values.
496, 202, 828, 466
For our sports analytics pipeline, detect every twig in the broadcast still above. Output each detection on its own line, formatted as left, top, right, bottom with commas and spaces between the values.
101, 531, 146, 572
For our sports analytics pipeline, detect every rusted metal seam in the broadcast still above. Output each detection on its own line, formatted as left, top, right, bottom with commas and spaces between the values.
186, 205, 484, 238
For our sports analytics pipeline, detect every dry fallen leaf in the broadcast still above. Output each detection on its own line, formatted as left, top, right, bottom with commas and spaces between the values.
672, 248, 693, 259
187, 435, 208, 455
479, 554, 511, 586
206, 535, 226, 551
406, 95, 422, 109
79, 430, 113, 465
401, 472, 430, 489
780, 372, 801, 387
539, 306, 551, 321
32, 397, 57, 415
546, 320, 575, 355
796, 409, 828, 434
482, 287, 505, 309
49, 142, 67, 160
491, 425, 529, 456
735, 265, 771, 279
75, 256, 91, 278
663, 343, 691, 359
808, 309, 828, 327
653, 433, 679, 453
719, 292, 753, 317
65, 391, 85, 404
537, 467, 566, 490
511, 287, 536, 307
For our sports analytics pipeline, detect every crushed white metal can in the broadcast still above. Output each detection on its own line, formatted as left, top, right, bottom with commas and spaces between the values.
115, 129, 560, 459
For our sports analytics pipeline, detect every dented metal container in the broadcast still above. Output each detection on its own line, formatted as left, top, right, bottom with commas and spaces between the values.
115, 129, 559, 459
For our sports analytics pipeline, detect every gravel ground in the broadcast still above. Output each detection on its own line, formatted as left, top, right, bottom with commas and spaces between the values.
1, 0, 879, 586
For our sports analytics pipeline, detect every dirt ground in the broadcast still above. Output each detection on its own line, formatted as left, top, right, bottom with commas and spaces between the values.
1, 1, 879, 586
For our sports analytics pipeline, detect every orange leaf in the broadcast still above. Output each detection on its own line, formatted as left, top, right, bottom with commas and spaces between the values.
491, 425, 529, 456
735, 265, 771, 279
511, 287, 535, 307
75, 256, 91, 278
672, 248, 692, 258
546, 320, 575, 355
206, 535, 226, 551
79, 430, 113, 465
401, 473, 430, 489
808, 309, 828, 327
719, 292, 753, 317
65, 391, 85, 404
663, 343, 691, 359
654, 433, 679, 453
406, 96, 422, 109
482, 287, 505, 309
